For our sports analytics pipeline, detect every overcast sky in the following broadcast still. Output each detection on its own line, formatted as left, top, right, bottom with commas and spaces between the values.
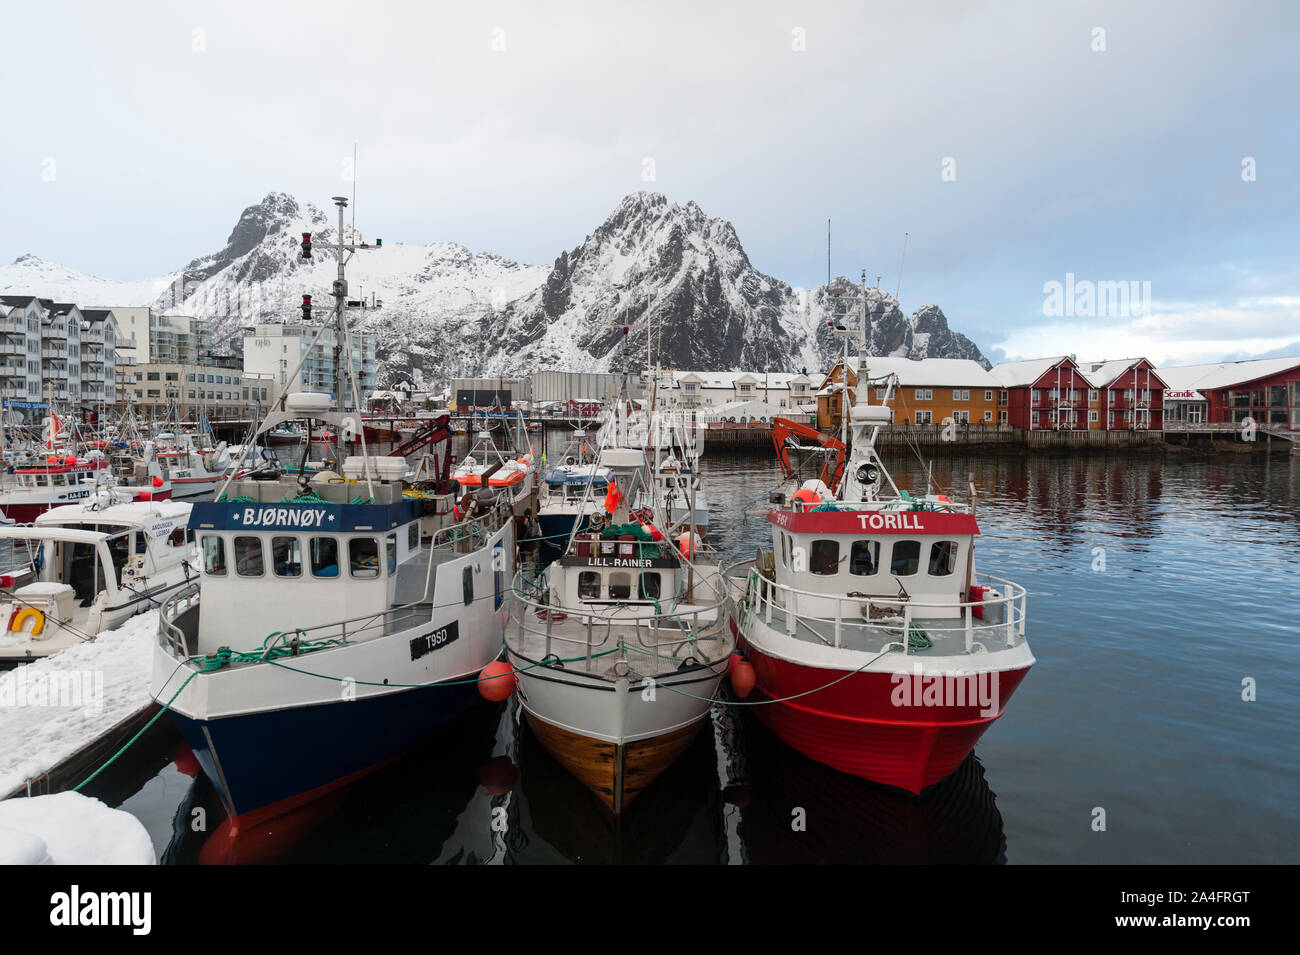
3, 0, 1297, 365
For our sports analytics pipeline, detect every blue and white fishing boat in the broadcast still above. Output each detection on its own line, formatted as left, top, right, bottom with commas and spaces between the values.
148, 197, 516, 830
536, 430, 612, 551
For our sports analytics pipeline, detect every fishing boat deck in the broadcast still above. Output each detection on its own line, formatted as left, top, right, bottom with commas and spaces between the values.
508, 602, 730, 681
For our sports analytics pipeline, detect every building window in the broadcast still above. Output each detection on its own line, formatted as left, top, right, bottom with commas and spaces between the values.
984, 390, 993, 402
1088, 389, 1099, 402
914, 388, 933, 401
1089, 410, 1099, 423
915, 410, 932, 425
998, 410, 1008, 424
952, 410, 970, 424
983, 410, 993, 421
952, 389, 970, 401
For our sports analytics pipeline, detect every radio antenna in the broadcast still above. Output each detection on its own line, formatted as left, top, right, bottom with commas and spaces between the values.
351, 143, 357, 238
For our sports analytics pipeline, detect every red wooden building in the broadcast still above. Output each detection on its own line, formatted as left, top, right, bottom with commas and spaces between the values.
1081, 358, 1166, 431
1160, 358, 1300, 431
989, 356, 1097, 430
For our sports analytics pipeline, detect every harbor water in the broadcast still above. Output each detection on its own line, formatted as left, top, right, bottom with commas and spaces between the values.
98, 435, 1300, 863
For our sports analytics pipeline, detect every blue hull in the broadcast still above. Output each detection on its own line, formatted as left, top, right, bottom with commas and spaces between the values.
538, 512, 589, 549
168, 680, 482, 822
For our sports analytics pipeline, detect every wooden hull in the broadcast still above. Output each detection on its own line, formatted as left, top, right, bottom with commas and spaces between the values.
525, 712, 703, 813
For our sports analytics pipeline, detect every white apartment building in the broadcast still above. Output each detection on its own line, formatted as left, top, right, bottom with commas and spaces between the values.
667, 371, 816, 411
106, 307, 211, 365
0, 296, 119, 418
243, 323, 377, 405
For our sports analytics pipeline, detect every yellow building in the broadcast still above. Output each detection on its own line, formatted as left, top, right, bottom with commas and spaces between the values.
817, 356, 1003, 432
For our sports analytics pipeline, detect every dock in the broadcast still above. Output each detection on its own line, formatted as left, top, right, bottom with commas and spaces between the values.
0, 612, 161, 802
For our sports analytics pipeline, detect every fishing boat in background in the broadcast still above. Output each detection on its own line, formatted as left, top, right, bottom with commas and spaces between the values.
0, 492, 195, 664
504, 387, 733, 813
152, 436, 236, 500
725, 276, 1033, 795
149, 196, 517, 831
451, 426, 537, 506
536, 429, 611, 552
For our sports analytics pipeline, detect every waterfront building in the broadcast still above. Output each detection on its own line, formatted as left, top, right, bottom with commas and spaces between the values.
1079, 358, 1166, 431
818, 356, 1001, 431
990, 356, 1099, 431
243, 322, 376, 405
0, 295, 120, 419
1160, 357, 1300, 431
129, 361, 273, 421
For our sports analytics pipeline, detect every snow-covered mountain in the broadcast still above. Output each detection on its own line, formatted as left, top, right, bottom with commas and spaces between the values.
0, 192, 988, 386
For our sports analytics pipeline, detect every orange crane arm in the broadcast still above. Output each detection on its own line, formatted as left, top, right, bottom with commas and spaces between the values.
770, 417, 846, 492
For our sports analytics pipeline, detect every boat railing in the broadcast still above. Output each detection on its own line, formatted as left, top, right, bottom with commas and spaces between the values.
722, 559, 1027, 654
158, 580, 200, 658
509, 569, 729, 673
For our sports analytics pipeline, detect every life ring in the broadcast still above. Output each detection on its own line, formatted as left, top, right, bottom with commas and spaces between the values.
9, 607, 45, 637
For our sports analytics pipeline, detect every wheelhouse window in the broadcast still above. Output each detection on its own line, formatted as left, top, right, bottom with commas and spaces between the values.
928, 540, 958, 576
310, 537, 339, 577
233, 536, 264, 577
890, 540, 921, 576
608, 572, 632, 600
408, 523, 419, 549
639, 572, 661, 600
349, 538, 380, 578
386, 534, 398, 575
849, 540, 880, 576
578, 571, 600, 599
272, 536, 302, 577
201, 535, 226, 576
810, 539, 840, 575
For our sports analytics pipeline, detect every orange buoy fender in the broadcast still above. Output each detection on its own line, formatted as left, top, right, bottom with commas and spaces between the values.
730, 659, 756, 698
478, 660, 516, 701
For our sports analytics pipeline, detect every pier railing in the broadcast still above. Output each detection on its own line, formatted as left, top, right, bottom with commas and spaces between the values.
723, 560, 1027, 655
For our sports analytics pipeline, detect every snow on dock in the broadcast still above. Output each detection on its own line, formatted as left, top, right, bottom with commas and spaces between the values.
0, 791, 155, 864
0, 612, 158, 798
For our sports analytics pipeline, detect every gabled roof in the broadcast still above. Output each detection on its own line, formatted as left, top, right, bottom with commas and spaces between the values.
988, 356, 1074, 387
1158, 357, 1300, 393
0, 295, 38, 308
846, 356, 998, 388
1078, 357, 1166, 389
80, 308, 115, 323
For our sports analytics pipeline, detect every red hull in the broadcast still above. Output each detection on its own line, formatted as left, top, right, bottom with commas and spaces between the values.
741, 637, 1030, 794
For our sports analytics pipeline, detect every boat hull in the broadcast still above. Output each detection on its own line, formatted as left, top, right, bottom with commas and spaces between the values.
739, 631, 1031, 795
167, 679, 482, 831
525, 712, 703, 813
507, 652, 727, 812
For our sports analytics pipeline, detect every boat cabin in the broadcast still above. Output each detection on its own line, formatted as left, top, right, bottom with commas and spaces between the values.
767, 505, 980, 619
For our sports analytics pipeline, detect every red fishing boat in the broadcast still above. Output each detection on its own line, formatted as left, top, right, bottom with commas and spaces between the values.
726, 280, 1033, 794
